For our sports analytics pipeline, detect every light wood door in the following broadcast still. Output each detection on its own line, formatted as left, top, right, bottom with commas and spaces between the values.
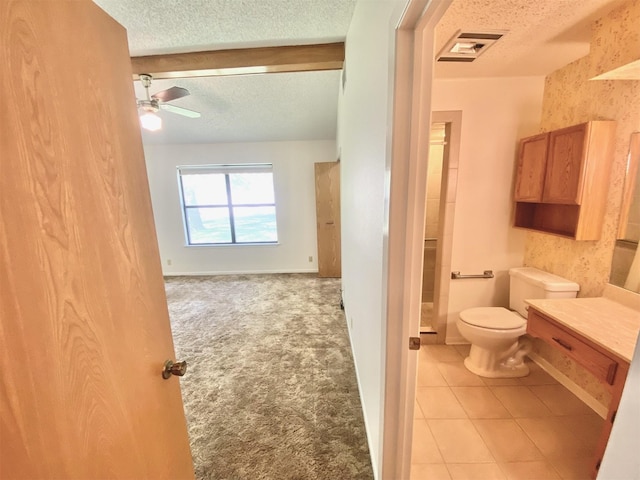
0, 2, 194, 478
314, 162, 341, 277
514, 133, 549, 202
543, 124, 587, 204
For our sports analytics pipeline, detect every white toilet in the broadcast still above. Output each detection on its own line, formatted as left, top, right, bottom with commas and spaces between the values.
457, 267, 579, 378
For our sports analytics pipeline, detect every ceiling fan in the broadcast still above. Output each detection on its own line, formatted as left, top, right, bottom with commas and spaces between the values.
136, 73, 201, 131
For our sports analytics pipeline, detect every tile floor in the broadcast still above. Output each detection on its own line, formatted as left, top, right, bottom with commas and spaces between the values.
411, 345, 604, 480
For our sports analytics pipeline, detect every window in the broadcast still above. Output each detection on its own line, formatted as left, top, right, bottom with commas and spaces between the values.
178, 164, 278, 245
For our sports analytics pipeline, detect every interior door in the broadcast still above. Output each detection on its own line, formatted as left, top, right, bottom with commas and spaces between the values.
314, 162, 341, 277
0, 2, 194, 478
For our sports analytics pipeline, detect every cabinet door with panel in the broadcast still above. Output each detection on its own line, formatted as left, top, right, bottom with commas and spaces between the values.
542, 123, 588, 204
513, 120, 615, 240
514, 132, 549, 202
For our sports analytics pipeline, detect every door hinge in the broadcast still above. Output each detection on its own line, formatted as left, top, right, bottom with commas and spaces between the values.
409, 336, 421, 350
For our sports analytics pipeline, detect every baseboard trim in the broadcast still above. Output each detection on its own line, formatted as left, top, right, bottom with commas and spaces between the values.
162, 269, 319, 276
345, 310, 380, 480
528, 352, 608, 419
444, 335, 468, 345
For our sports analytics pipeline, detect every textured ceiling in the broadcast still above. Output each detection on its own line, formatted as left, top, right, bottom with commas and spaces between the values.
95, 0, 357, 56
94, 0, 626, 144
435, 0, 626, 78
132, 71, 341, 144
94, 0, 356, 145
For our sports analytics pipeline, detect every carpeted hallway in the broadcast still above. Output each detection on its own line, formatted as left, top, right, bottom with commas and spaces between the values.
165, 274, 374, 480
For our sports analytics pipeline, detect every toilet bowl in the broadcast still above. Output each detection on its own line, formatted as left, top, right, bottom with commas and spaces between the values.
456, 267, 580, 378
457, 307, 531, 378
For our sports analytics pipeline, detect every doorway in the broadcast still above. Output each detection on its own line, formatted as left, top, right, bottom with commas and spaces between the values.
420, 123, 446, 334
314, 161, 341, 278
420, 112, 461, 344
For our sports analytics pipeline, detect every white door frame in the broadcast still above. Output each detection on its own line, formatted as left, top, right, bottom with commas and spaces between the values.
382, 0, 452, 478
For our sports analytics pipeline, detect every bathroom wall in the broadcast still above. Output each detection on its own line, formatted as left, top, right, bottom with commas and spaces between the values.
523, 0, 640, 297
523, 0, 640, 407
421, 239, 437, 303
422, 125, 445, 303
425, 125, 445, 239
610, 241, 638, 287
589, 0, 640, 79
431, 76, 546, 343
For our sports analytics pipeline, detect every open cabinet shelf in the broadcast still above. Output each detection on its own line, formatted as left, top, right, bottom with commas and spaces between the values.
514, 202, 580, 239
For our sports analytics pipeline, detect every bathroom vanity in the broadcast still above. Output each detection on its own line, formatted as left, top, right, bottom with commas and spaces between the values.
525, 292, 640, 479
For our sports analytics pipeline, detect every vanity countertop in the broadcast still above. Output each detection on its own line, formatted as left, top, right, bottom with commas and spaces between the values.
526, 297, 640, 362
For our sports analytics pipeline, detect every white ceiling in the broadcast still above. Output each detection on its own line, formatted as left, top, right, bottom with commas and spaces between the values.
96, 0, 357, 56
94, 0, 625, 145
94, 0, 356, 145
131, 71, 341, 144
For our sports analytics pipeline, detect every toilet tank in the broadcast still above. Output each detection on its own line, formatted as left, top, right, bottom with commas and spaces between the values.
509, 267, 580, 317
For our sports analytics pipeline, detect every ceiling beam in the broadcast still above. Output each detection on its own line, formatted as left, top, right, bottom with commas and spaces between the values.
131, 42, 345, 80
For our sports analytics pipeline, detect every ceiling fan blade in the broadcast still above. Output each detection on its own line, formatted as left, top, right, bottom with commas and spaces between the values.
160, 103, 201, 118
152, 86, 190, 103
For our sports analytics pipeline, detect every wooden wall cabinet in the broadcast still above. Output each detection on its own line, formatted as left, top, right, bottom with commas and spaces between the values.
513, 121, 616, 240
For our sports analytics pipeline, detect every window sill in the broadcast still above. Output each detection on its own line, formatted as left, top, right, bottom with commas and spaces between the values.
184, 242, 280, 248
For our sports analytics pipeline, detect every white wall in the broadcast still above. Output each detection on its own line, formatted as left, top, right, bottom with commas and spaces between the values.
339, 0, 409, 476
144, 140, 336, 275
598, 331, 640, 478
431, 77, 546, 343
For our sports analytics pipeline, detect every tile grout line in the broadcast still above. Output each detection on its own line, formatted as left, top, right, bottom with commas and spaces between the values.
412, 346, 599, 480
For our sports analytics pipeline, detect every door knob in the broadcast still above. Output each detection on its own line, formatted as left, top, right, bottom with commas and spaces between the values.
162, 360, 187, 379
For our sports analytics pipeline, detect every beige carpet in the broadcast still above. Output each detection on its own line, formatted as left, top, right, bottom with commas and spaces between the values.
165, 274, 374, 480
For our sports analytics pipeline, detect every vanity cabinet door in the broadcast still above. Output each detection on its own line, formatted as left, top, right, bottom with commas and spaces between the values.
514, 133, 549, 202
542, 124, 587, 204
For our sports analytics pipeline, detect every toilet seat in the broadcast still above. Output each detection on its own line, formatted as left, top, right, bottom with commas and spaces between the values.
459, 307, 525, 330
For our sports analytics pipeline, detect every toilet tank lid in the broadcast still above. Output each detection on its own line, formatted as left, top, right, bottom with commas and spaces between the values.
509, 267, 580, 292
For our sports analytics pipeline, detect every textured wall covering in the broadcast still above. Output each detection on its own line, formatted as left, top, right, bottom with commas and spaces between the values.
524, 10, 640, 297
590, 0, 640, 78
524, 0, 640, 407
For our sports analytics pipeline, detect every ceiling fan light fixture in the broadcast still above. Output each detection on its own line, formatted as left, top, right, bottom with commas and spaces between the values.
135, 73, 201, 126
140, 111, 162, 131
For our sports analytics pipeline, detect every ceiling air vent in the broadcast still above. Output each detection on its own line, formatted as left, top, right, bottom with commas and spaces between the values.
436, 30, 507, 63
